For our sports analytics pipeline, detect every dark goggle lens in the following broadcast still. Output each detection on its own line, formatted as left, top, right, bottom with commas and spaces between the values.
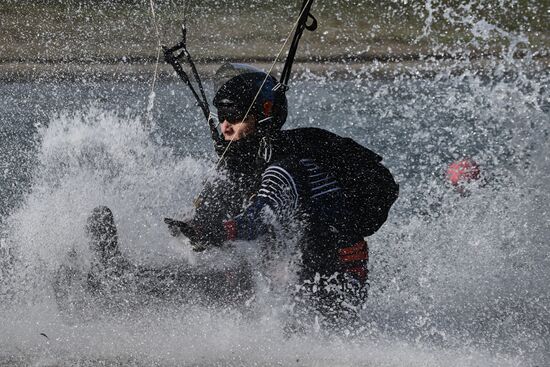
218, 108, 247, 124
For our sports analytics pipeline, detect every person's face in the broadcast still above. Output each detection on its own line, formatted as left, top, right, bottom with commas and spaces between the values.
220, 114, 257, 141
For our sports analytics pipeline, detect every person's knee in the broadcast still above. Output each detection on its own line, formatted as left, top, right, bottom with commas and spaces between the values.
86, 206, 116, 239
86, 205, 119, 261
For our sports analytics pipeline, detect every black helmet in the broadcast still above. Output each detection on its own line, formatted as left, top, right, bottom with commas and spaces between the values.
213, 63, 288, 131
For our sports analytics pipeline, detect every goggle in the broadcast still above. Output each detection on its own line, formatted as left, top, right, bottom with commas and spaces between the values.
217, 107, 248, 124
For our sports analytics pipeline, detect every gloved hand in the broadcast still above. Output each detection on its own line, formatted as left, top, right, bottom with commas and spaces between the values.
164, 218, 225, 252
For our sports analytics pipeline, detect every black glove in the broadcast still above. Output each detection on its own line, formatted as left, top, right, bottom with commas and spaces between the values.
164, 218, 192, 237
164, 218, 225, 252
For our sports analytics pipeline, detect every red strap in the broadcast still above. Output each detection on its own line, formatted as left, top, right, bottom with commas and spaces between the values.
340, 252, 369, 263
224, 220, 237, 241
338, 240, 369, 282
338, 240, 368, 263
339, 240, 366, 256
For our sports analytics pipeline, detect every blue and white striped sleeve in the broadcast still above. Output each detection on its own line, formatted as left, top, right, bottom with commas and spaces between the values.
223, 165, 300, 241
257, 165, 299, 213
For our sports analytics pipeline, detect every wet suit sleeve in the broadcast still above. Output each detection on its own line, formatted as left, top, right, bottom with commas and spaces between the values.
223, 164, 300, 241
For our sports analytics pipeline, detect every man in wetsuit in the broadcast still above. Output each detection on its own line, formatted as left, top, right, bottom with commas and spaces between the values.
166, 63, 399, 331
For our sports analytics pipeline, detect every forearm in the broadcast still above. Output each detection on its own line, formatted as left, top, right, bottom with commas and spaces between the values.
223, 196, 273, 241
223, 164, 299, 241
173, 164, 299, 246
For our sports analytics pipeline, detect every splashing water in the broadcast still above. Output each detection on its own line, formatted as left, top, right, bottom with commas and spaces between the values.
1, 1, 549, 366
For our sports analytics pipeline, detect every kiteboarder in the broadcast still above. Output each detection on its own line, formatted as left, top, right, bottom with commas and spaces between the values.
160, 0, 400, 331
164, 63, 399, 331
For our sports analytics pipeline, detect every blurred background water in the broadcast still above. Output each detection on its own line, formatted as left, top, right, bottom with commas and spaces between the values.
1, 0, 549, 366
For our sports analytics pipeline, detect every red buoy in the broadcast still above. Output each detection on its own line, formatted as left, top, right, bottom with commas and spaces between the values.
446, 158, 481, 186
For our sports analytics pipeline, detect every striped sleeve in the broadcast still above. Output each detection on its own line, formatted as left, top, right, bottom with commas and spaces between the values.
257, 165, 299, 213
223, 164, 299, 241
